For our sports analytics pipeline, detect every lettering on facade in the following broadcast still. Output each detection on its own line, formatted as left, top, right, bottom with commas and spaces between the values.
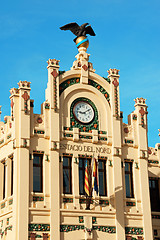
60, 143, 111, 154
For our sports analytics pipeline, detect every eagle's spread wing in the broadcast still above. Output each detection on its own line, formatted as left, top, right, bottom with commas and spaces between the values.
60, 22, 80, 36
85, 26, 96, 36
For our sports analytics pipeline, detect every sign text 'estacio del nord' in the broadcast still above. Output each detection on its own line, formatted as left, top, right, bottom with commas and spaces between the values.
60, 143, 111, 154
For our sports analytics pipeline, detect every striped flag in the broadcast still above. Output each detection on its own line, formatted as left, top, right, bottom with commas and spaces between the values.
84, 161, 90, 196
92, 158, 98, 195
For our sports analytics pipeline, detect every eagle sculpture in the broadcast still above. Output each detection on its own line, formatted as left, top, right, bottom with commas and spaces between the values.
60, 22, 96, 42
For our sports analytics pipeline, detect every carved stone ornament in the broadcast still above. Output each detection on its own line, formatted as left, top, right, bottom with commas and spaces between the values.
22, 91, 30, 114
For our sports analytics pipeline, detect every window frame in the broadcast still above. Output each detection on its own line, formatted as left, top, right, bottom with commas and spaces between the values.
11, 158, 14, 196
124, 161, 134, 198
33, 154, 43, 193
79, 157, 91, 196
3, 162, 6, 199
149, 178, 160, 212
63, 156, 72, 194
98, 159, 107, 196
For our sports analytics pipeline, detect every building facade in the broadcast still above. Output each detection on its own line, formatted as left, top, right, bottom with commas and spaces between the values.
0, 42, 160, 240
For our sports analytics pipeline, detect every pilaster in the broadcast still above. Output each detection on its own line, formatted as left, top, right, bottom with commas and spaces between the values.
47, 59, 60, 240
10, 81, 31, 240
107, 69, 125, 239
134, 97, 153, 240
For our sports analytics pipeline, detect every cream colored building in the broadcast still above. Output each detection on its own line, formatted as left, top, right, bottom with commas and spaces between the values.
0, 39, 160, 240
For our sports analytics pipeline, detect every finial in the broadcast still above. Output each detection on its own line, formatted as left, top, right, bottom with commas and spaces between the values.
60, 22, 95, 49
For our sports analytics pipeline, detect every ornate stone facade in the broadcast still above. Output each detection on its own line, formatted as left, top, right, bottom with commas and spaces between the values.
0, 45, 159, 240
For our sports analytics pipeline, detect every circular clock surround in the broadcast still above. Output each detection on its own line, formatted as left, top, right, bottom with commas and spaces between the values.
73, 101, 95, 124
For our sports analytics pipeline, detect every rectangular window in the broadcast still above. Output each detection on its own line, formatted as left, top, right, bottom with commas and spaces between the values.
149, 178, 160, 212
3, 162, 6, 199
125, 162, 134, 198
33, 154, 43, 192
98, 159, 107, 196
63, 156, 72, 194
79, 158, 91, 195
11, 159, 14, 196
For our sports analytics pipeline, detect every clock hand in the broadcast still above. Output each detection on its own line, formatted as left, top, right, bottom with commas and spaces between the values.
84, 109, 91, 113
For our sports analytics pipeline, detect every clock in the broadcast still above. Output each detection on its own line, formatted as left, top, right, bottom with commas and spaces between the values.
73, 101, 95, 124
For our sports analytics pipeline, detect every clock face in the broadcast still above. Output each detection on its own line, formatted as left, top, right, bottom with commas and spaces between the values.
73, 101, 94, 124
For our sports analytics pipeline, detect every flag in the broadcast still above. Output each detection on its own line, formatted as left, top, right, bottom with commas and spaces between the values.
92, 158, 98, 195
84, 161, 90, 196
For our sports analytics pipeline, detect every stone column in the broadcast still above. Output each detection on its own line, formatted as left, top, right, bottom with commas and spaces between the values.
107, 69, 125, 239
134, 97, 153, 240
10, 81, 31, 240
47, 59, 60, 240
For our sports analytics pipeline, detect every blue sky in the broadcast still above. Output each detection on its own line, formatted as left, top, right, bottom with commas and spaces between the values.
0, 0, 160, 147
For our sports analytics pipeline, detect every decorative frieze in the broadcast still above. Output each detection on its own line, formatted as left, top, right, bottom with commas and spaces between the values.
9, 198, 13, 205
33, 196, 44, 202
98, 130, 107, 134
64, 133, 73, 138
79, 135, 92, 140
63, 198, 73, 203
126, 202, 136, 206
79, 216, 84, 223
112, 78, 119, 119
7, 134, 11, 139
0, 139, 4, 145
45, 103, 50, 109
64, 127, 73, 131
139, 107, 146, 127
132, 114, 137, 120
28, 224, 50, 231
60, 225, 84, 232
99, 200, 109, 205
98, 137, 107, 141
0, 225, 12, 237
22, 91, 30, 114
59, 78, 80, 95
125, 139, 134, 144
34, 130, 45, 134
92, 217, 97, 224
1, 202, 5, 209
88, 79, 110, 103
52, 69, 58, 112
148, 160, 159, 164
60, 225, 116, 233
7, 218, 9, 225
125, 227, 143, 235
92, 226, 116, 233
